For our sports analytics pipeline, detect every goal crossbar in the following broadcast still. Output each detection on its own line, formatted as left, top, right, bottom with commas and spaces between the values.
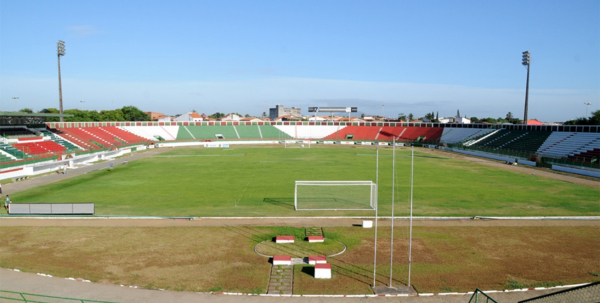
294, 181, 377, 211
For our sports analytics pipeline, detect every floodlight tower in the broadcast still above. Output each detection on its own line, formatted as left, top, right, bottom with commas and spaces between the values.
12, 97, 19, 111
57, 40, 66, 122
522, 51, 531, 124
584, 102, 592, 118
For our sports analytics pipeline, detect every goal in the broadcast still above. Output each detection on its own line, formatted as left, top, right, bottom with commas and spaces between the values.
294, 181, 377, 211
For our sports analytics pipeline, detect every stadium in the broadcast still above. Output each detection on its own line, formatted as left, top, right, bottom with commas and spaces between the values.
1, 113, 599, 302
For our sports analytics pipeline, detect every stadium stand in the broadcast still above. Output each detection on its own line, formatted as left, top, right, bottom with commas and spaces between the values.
51, 129, 95, 149
259, 125, 292, 139
180, 125, 239, 140
465, 130, 552, 156
568, 148, 600, 164
321, 126, 443, 142
440, 128, 494, 143
0, 149, 17, 162
275, 125, 340, 139
99, 127, 147, 144
121, 126, 178, 141
0, 127, 37, 138
397, 127, 443, 142
235, 125, 262, 139
41, 131, 81, 151
537, 132, 600, 159
0, 142, 27, 159
57, 127, 116, 147
13, 141, 66, 155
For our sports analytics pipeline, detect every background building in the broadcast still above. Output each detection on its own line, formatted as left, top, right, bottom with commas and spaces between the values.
269, 105, 301, 121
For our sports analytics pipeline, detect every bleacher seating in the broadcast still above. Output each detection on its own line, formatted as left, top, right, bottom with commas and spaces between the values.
0, 127, 37, 138
259, 125, 292, 139
13, 141, 67, 155
98, 127, 147, 144
466, 130, 550, 155
58, 128, 115, 147
568, 148, 600, 164
0, 142, 27, 159
235, 125, 262, 139
321, 126, 443, 142
0, 149, 17, 162
52, 135, 80, 150
537, 133, 600, 158
440, 128, 494, 143
274, 125, 340, 139
121, 126, 178, 141
180, 125, 239, 140
40, 130, 81, 151
396, 127, 443, 142
52, 129, 95, 149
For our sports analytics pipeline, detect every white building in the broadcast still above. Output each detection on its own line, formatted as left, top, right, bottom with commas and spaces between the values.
174, 112, 203, 122
220, 113, 241, 121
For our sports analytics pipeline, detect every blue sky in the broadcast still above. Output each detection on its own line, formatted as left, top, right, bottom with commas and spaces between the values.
1, 0, 598, 122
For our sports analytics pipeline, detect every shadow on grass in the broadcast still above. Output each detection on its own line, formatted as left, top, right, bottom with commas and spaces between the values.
263, 197, 295, 210
301, 266, 314, 276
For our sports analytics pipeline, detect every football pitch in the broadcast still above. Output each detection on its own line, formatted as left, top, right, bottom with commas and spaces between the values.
10, 145, 600, 217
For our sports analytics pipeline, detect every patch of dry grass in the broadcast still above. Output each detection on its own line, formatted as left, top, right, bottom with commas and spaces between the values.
0, 225, 598, 294
0, 226, 272, 293
321, 226, 600, 293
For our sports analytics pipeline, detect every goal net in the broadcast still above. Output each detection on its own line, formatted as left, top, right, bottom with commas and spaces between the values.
294, 181, 377, 211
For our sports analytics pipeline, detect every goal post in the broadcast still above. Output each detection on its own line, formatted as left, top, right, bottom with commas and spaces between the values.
294, 181, 377, 211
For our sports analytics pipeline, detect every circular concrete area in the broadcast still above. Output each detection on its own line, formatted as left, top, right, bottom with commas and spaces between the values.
254, 238, 346, 258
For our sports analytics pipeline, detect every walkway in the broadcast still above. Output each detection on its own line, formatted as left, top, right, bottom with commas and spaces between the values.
0, 269, 559, 303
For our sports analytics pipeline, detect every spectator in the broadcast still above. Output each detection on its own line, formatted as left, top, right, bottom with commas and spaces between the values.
5, 195, 10, 212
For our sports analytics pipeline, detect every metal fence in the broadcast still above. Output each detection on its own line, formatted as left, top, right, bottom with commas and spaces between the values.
0, 290, 118, 303
518, 282, 600, 303
468, 289, 498, 303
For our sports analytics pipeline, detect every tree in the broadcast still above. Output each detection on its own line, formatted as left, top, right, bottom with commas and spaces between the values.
245, 114, 251, 118
40, 108, 59, 114
470, 117, 480, 123
262, 112, 267, 118
424, 112, 435, 121
564, 110, 600, 125
121, 106, 151, 121
506, 112, 514, 121
408, 113, 414, 121
39, 108, 60, 122
435, 111, 439, 122
398, 113, 407, 121
19, 108, 33, 113
209, 112, 225, 119
99, 109, 124, 121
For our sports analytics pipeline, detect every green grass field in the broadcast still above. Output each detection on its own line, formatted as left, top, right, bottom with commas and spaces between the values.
8, 146, 600, 217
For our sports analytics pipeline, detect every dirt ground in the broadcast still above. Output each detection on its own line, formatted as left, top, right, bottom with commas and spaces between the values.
2, 217, 599, 228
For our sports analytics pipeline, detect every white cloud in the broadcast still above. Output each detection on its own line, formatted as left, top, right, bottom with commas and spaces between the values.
66, 25, 104, 37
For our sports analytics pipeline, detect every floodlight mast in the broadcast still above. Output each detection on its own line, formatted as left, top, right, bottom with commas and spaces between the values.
522, 51, 531, 124
584, 102, 592, 118
57, 40, 66, 122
